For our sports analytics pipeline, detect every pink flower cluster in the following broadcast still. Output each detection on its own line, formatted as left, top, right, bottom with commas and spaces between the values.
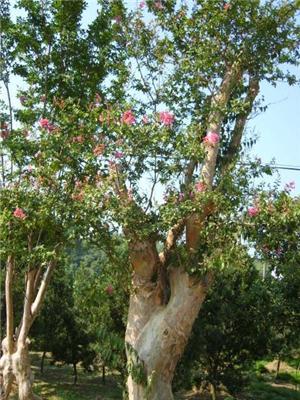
195, 181, 206, 193
159, 111, 175, 126
114, 151, 124, 159
93, 144, 106, 156
248, 206, 259, 217
154, 1, 163, 10
19, 95, 27, 105
0, 123, 9, 139
13, 208, 27, 220
203, 132, 220, 145
284, 181, 296, 192
121, 110, 136, 125
39, 118, 55, 132
114, 15, 122, 24
106, 285, 114, 295
72, 135, 84, 143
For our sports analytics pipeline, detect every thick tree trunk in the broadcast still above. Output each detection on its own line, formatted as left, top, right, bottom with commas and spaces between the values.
0, 340, 40, 400
126, 268, 209, 400
0, 347, 14, 400
13, 346, 36, 400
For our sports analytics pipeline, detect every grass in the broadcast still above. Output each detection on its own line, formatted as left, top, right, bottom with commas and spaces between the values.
13, 353, 300, 399
246, 378, 300, 400
27, 353, 122, 400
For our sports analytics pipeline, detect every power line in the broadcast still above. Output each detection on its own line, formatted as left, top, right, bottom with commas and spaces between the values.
270, 166, 300, 172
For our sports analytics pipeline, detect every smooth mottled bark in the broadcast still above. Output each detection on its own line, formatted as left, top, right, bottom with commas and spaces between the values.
0, 259, 57, 399
125, 63, 243, 400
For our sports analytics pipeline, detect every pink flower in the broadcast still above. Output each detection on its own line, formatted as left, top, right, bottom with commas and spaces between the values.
284, 181, 296, 191
0, 125, 9, 139
178, 192, 185, 202
203, 132, 220, 145
72, 135, 84, 143
195, 181, 206, 193
39, 119, 56, 132
93, 144, 105, 156
39, 118, 50, 129
139, 1, 146, 8
75, 180, 83, 189
142, 115, 149, 124
248, 206, 259, 217
154, 1, 163, 10
72, 192, 84, 202
19, 95, 27, 105
121, 110, 135, 125
224, 3, 231, 11
159, 111, 174, 126
114, 151, 124, 159
13, 208, 27, 220
114, 15, 122, 24
105, 285, 114, 295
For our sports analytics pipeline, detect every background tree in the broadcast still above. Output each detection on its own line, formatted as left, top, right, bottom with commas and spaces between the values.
72, 240, 130, 384
174, 263, 272, 399
246, 193, 300, 378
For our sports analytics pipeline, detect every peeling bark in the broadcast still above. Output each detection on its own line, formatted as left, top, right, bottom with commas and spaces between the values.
126, 267, 211, 400
0, 339, 41, 400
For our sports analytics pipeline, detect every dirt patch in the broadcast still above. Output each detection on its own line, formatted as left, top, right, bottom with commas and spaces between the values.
265, 360, 294, 374
270, 381, 298, 390
176, 389, 234, 399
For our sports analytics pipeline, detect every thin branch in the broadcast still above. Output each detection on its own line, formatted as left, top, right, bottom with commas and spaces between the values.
31, 259, 57, 319
3, 81, 13, 132
221, 76, 260, 173
145, 156, 158, 213
187, 62, 243, 251
159, 220, 185, 265
5, 255, 14, 354
18, 269, 36, 346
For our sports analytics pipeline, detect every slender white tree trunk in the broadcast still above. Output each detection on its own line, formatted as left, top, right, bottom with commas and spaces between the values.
0, 256, 57, 399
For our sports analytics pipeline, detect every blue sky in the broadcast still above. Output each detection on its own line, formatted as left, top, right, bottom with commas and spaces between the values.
3, 0, 300, 195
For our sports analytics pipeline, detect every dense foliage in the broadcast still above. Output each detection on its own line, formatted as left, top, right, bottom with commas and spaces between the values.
0, 1, 299, 399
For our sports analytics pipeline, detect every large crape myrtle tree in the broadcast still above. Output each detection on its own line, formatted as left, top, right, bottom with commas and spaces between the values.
0, 1, 299, 399
119, 2, 299, 398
